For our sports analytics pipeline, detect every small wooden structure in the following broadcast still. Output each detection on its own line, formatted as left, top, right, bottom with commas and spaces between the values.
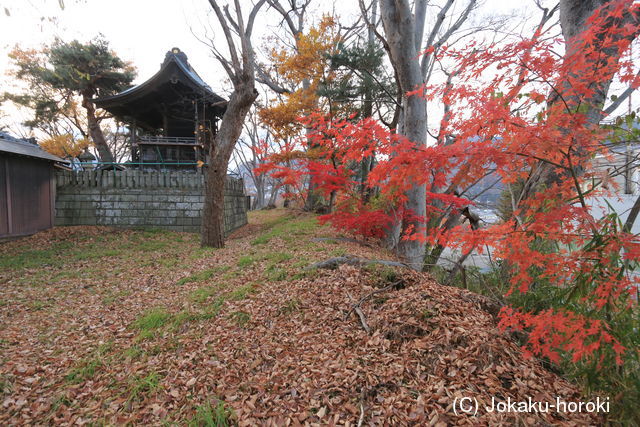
0, 132, 66, 239
94, 48, 227, 170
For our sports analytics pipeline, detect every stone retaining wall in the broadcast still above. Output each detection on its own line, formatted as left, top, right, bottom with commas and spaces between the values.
54, 170, 247, 235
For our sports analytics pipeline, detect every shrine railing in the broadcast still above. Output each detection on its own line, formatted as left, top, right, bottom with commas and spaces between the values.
137, 136, 198, 145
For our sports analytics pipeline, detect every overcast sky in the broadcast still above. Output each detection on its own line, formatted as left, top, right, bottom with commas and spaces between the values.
0, 0, 634, 135
0, 0, 359, 131
0, 1, 254, 96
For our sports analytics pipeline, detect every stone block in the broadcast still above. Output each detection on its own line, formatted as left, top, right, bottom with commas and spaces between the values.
78, 217, 98, 226
129, 217, 145, 226
103, 209, 122, 217
176, 216, 191, 226
182, 196, 201, 204
117, 194, 138, 203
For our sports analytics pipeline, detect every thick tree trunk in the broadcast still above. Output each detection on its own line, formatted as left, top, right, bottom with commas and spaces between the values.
302, 76, 322, 212
252, 182, 266, 210
380, 0, 428, 270
202, 0, 265, 247
520, 0, 640, 199
202, 167, 227, 247
268, 183, 280, 206
202, 84, 258, 247
82, 93, 114, 163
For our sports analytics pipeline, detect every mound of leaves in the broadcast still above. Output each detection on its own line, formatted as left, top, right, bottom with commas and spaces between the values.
0, 217, 599, 425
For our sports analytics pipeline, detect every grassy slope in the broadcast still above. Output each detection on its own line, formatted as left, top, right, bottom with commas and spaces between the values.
0, 210, 596, 425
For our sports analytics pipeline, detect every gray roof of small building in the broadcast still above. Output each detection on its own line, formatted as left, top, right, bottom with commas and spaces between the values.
0, 132, 66, 162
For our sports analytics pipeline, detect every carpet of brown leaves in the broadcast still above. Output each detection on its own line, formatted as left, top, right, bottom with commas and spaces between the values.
0, 210, 599, 425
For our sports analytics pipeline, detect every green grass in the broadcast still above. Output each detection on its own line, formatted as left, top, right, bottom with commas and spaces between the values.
0, 241, 74, 270
291, 268, 319, 281
65, 342, 113, 384
29, 300, 49, 311
189, 246, 218, 259
102, 290, 131, 306
126, 372, 161, 402
263, 252, 293, 263
330, 248, 347, 257
171, 310, 201, 330
190, 286, 220, 304
49, 394, 73, 414
260, 251, 294, 282
201, 300, 225, 319
237, 255, 256, 268
188, 401, 235, 427
0, 374, 13, 395
251, 215, 317, 245
265, 268, 288, 282
122, 346, 145, 360
222, 270, 239, 280
364, 264, 399, 287
228, 311, 250, 327
177, 267, 229, 286
0, 229, 174, 272
227, 283, 256, 301
291, 258, 310, 269
132, 308, 171, 331
65, 358, 103, 384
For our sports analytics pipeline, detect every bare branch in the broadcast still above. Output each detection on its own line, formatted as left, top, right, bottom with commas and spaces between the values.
267, 0, 303, 36
256, 65, 292, 93
223, 4, 240, 34
420, 0, 455, 78
421, 0, 477, 80
208, 0, 241, 76
603, 70, 640, 116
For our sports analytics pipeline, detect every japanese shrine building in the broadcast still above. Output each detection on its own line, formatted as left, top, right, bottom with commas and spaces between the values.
94, 48, 226, 170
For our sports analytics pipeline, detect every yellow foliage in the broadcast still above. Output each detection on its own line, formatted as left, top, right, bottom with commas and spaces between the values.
259, 85, 319, 139
259, 15, 341, 139
39, 134, 91, 158
270, 15, 338, 82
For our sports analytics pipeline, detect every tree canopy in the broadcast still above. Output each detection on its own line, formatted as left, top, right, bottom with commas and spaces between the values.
3, 36, 135, 161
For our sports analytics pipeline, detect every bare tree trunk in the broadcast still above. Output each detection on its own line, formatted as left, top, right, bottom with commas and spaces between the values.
202, 84, 259, 247
202, 167, 227, 247
380, 0, 427, 270
201, 0, 266, 248
624, 193, 640, 232
359, 0, 377, 203
82, 93, 114, 163
268, 183, 280, 206
518, 0, 640, 201
252, 181, 266, 209
302, 76, 322, 212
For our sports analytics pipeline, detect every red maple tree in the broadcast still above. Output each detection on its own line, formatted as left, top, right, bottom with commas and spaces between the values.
258, 0, 640, 378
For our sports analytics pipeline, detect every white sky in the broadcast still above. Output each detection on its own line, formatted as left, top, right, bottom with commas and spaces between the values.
0, 0, 634, 136
0, 1, 251, 97
0, 0, 366, 132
